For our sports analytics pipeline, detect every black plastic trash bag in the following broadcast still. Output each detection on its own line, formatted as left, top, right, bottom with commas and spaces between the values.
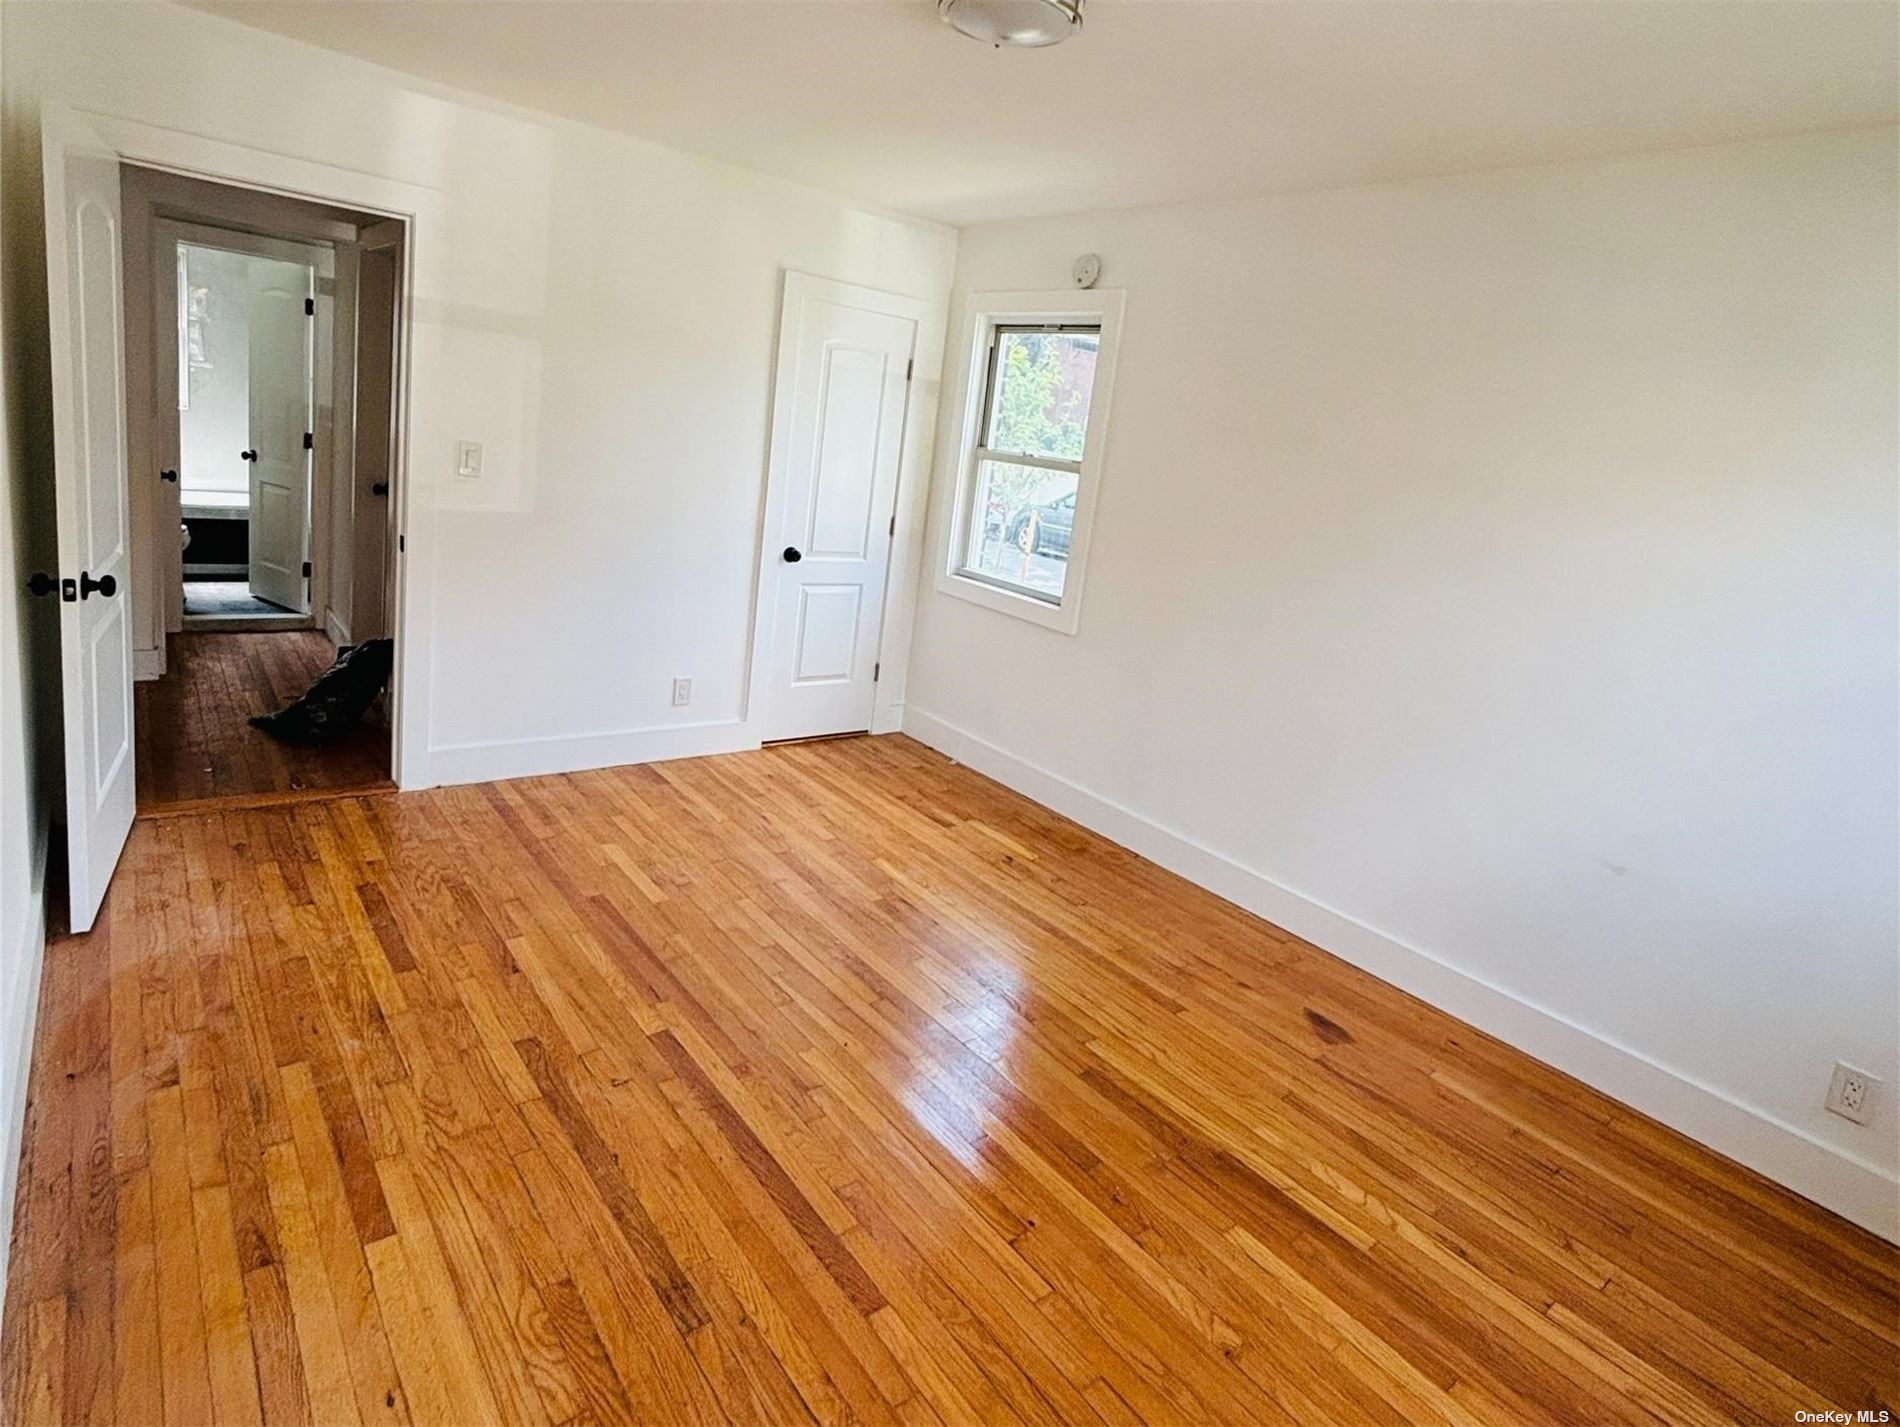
250, 638, 394, 745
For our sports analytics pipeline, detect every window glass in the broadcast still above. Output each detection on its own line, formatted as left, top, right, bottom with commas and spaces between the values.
956, 322, 1101, 604
961, 459, 1079, 602
982, 328, 1099, 462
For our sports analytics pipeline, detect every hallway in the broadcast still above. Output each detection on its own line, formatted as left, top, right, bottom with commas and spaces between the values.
134, 631, 391, 813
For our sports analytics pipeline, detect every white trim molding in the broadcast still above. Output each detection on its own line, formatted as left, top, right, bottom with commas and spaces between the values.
904, 705, 1900, 1243
427, 718, 760, 788
0, 819, 51, 1323
933, 288, 1125, 637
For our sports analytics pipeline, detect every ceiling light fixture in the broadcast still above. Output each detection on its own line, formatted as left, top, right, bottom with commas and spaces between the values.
939, 0, 1082, 49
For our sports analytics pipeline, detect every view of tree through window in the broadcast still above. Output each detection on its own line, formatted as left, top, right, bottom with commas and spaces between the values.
961, 326, 1099, 601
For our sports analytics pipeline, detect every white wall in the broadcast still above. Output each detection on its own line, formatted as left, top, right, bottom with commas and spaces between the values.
4, 0, 955, 784
908, 127, 1900, 1236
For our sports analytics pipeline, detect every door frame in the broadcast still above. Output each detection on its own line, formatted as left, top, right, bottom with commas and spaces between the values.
744, 270, 943, 742
152, 219, 333, 634
44, 102, 435, 787
123, 165, 368, 669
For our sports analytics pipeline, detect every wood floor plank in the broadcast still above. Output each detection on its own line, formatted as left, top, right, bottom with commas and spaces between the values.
5, 734, 1896, 1425
16, 1297, 65, 1427
278, 1062, 408, 1427
190, 1184, 267, 1427
243, 1261, 315, 1427
372, 1155, 507, 1427
110, 1166, 161, 1427
260, 1139, 366, 1427
149, 1084, 217, 1427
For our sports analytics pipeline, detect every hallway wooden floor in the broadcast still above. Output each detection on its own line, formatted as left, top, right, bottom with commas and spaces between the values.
135, 631, 392, 813
3, 737, 1894, 1426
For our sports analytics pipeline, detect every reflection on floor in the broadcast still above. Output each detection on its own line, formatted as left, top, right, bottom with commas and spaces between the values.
134, 629, 392, 812
2, 735, 1895, 1425
183, 580, 297, 618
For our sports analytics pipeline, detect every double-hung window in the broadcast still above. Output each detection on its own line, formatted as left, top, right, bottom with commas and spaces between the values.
941, 291, 1122, 634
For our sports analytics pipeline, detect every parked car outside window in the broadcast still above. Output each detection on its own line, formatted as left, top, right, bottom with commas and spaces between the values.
1004, 489, 1075, 557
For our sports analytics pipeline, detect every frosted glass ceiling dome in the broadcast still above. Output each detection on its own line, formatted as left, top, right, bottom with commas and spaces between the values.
939, 0, 1083, 49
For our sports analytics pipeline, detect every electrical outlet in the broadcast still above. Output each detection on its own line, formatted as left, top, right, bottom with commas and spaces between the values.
671, 677, 692, 707
1825, 1062, 1880, 1125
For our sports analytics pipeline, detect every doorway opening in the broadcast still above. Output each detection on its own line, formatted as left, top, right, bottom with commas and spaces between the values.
122, 166, 406, 814
173, 235, 323, 627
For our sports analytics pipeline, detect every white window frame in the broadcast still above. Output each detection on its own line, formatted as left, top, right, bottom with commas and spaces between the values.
935, 288, 1124, 635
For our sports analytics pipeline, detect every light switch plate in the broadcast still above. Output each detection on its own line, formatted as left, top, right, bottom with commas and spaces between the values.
455, 440, 483, 478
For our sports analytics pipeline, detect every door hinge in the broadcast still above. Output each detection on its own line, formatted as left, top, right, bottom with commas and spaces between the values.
906, 358, 914, 381
303, 431, 315, 450
305, 297, 315, 316
301, 560, 312, 578
888, 515, 895, 538
873, 662, 880, 682
398, 535, 405, 553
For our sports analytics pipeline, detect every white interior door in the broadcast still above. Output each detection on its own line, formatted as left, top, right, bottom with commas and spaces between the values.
42, 117, 136, 931
349, 218, 404, 643
758, 274, 918, 742
246, 256, 313, 611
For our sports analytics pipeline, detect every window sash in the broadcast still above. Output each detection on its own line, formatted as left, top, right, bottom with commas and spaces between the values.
976, 322, 1101, 465
969, 446, 1081, 477
954, 452, 1082, 603
956, 321, 1099, 602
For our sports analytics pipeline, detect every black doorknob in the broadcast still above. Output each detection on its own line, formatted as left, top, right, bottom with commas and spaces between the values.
240, 449, 258, 462
25, 573, 56, 597
782, 546, 803, 563
159, 468, 178, 483
79, 572, 116, 600
371, 481, 389, 497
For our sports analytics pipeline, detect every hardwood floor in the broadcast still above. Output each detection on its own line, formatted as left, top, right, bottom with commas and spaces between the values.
4, 735, 1894, 1426
135, 631, 392, 813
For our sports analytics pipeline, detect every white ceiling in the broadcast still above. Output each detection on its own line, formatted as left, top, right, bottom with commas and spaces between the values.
183, 0, 1899, 227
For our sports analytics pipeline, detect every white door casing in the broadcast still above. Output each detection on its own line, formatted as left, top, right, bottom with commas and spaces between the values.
756, 274, 920, 743
39, 105, 434, 793
42, 111, 136, 932
246, 256, 315, 612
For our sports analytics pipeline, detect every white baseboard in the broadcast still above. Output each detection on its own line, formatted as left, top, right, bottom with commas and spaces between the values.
904, 706, 1899, 1243
324, 609, 351, 649
0, 817, 51, 1332
425, 717, 760, 788
134, 646, 164, 681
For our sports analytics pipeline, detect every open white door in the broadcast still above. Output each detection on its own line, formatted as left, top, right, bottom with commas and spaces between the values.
348, 218, 404, 642
756, 274, 919, 742
42, 114, 136, 931
245, 256, 314, 612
